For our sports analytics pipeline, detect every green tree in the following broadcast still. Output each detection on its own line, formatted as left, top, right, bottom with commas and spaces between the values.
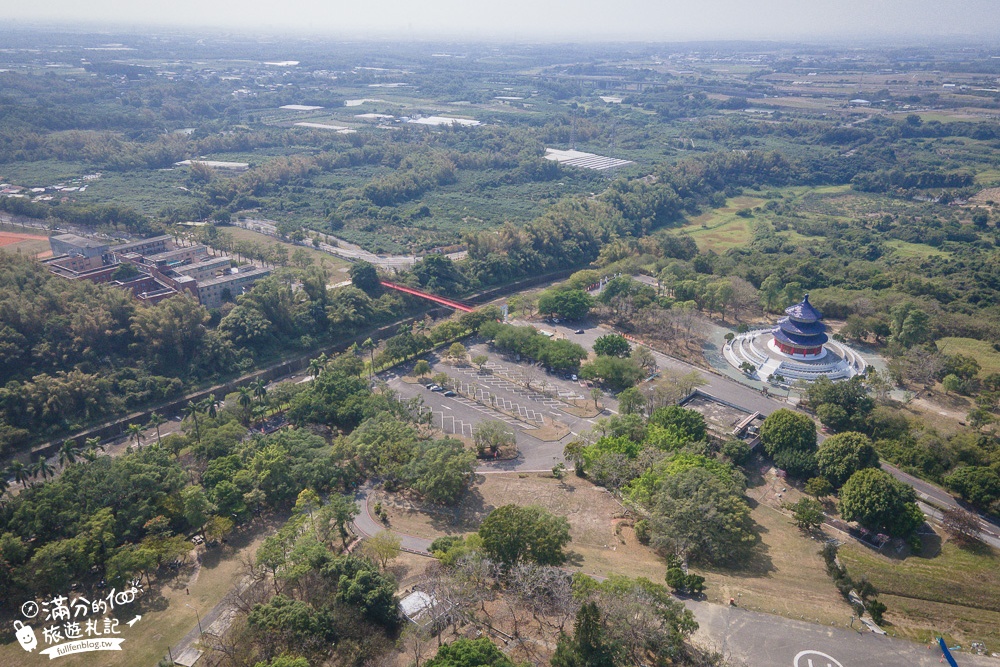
478, 504, 571, 567
839, 468, 922, 537
551, 602, 617, 667
649, 405, 708, 442
362, 531, 402, 570
944, 466, 1000, 509
316, 494, 358, 548
537, 289, 594, 321
790, 497, 824, 531
127, 423, 143, 449
323, 555, 400, 629
805, 477, 834, 498
648, 466, 756, 564
350, 261, 382, 295
472, 354, 489, 371
816, 432, 880, 488
404, 439, 476, 504
616, 387, 645, 415
473, 420, 517, 458
147, 412, 166, 445
426, 638, 514, 667
579, 356, 644, 391
593, 334, 631, 358
182, 485, 215, 539
413, 359, 432, 379
760, 409, 817, 456
447, 342, 467, 362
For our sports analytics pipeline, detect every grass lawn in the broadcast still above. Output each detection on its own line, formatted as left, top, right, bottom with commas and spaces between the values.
885, 239, 953, 260
679, 196, 764, 252
936, 337, 1000, 377
839, 533, 1000, 649
0, 521, 276, 667
699, 469, 853, 626
225, 226, 350, 276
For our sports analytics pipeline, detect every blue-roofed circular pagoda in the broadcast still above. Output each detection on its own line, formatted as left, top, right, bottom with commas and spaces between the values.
769, 294, 828, 359
724, 294, 867, 384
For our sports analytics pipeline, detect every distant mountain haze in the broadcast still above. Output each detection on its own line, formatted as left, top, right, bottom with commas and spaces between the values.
6, 0, 1000, 41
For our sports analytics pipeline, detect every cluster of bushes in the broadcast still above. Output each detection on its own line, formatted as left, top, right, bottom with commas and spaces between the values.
479, 321, 589, 372
821, 543, 888, 625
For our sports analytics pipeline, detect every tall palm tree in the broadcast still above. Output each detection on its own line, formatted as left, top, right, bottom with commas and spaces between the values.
201, 394, 220, 420
183, 401, 202, 444
58, 439, 80, 468
127, 423, 143, 449
307, 357, 323, 380
362, 338, 376, 380
8, 461, 28, 488
252, 380, 267, 407
237, 386, 253, 425
147, 412, 166, 445
33, 456, 53, 483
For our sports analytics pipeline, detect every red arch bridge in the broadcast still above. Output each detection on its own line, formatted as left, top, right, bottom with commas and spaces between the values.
379, 280, 475, 313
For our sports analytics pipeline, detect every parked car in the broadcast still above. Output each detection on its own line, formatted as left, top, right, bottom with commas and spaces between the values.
575, 329, 585, 334
571, 374, 578, 381
429, 385, 443, 392
443, 390, 457, 397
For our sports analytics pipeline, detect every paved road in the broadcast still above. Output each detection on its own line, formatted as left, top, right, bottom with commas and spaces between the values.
352, 486, 433, 554
690, 602, 997, 667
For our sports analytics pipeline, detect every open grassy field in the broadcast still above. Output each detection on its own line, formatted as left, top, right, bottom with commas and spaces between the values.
679, 196, 764, 252
937, 337, 1000, 376
885, 239, 953, 259
225, 226, 351, 275
839, 533, 1000, 649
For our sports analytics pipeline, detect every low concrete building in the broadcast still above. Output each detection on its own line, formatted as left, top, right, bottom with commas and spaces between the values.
49, 233, 109, 259
173, 256, 232, 282
141, 244, 209, 269
110, 235, 173, 257
197, 266, 271, 309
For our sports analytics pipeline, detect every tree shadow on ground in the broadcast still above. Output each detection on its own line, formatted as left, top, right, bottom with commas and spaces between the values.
563, 551, 585, 568
701, 518, 776, 579
427, 484, 494, 534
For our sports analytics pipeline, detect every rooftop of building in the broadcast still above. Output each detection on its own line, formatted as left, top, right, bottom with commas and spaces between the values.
110, 234, 173, 250
51, 233, 108, 249
198, 265, 271, 287
784, 293, 823, 322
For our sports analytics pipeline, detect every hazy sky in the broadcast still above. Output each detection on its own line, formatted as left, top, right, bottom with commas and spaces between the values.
9, 0, 1000, 41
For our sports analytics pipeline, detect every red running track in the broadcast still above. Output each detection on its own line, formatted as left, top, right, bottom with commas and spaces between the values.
379, 280, 474, 312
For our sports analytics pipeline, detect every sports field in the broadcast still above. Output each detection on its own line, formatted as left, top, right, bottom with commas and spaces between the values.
0, 230, 50, 257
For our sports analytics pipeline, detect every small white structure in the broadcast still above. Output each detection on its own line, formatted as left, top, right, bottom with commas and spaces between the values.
399, 590, 453, 634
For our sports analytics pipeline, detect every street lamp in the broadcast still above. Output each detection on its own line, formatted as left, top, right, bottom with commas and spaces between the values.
185, 603, 204, 635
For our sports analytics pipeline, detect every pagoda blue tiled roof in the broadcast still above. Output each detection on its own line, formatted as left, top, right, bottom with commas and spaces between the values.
772, 294, 828, 348
772, 327, 829, 348
783, 293, 823, 322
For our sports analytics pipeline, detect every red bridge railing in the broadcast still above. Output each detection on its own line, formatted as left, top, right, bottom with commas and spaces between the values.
380, 280, 474, 312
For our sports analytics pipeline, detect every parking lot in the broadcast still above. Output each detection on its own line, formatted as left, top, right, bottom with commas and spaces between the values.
383, 342, 612, 470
